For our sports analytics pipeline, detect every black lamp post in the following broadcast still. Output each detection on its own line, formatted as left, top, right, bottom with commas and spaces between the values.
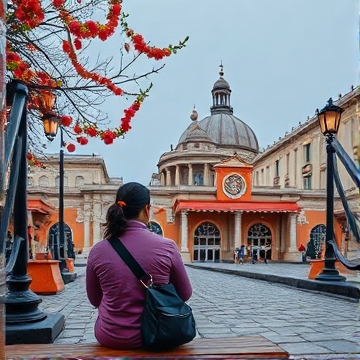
315, 98, 346, 281
1, 81, 64, 344
41, 113, 66, 269
2, 82, 47, 325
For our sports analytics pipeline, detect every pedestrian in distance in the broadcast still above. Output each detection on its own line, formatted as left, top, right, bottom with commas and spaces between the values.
261, 245, 268, 264
251, 246, 257, 264
233, 248, 238, 263
86, 182, 192, 350
238, 245, 245, 264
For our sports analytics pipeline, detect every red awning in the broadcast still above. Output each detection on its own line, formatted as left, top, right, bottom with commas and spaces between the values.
27, 200, 55, 214
174, 200, 301, 214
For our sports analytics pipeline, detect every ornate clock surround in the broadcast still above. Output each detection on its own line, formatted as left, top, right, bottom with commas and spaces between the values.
222, 172, 247, 199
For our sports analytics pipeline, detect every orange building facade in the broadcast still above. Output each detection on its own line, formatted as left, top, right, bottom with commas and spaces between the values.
27, 70, 359, 264
147, 70, 359, 263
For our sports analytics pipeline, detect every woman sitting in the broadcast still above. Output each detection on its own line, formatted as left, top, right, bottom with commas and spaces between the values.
86, 182, 192, 349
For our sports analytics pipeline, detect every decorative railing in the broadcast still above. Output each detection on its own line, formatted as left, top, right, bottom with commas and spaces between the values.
0, 81, 29, 275
330, 136, 360, 270
0, 81, 47, 333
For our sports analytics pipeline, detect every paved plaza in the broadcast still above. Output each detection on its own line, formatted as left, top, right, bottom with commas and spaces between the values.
38, 263, 360, 359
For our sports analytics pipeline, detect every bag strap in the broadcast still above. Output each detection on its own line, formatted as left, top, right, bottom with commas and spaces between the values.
108, 236, 152, 286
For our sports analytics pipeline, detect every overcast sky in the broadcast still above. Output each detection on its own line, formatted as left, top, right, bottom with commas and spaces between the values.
48, 0, 359, 185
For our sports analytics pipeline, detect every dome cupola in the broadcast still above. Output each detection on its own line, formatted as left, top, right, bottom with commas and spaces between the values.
177, 66, 259, 156
210, 64, 233, 115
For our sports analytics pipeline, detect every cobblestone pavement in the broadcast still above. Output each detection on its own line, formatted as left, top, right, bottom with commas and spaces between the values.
188, 261, 360, 284
196, 261, 312, 278
38, 265, 360, 360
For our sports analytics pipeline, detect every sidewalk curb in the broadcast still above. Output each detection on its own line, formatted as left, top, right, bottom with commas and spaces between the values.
186, 264, 360, 301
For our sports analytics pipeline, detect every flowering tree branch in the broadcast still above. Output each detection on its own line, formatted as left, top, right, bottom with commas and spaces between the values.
5, 0, 188, 157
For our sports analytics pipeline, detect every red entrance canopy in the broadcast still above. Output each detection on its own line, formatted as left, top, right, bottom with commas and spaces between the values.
174, 200, 301, 214
27, 199, 55, 214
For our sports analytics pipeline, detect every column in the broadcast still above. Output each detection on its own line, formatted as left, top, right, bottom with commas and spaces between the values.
160, 172, 165, 186
204, 163, 209, 186
188, 164, 193, 185
83, 218, 91, 251
280, 215, 286, 253
82, 198, 92, 253
181, 210, 191, 262
289, 214, 297, 251
293, 148, 298, 188
175, 165, 180, 186
312, 136, 321, 189
284, 213, 299, 262
165, 168, 171, 186
234, 211, 242, 248
92, 194, 102, 245
181, 210, 189, 252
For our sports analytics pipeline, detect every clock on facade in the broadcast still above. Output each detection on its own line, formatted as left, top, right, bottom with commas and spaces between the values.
222, 173, 246, 199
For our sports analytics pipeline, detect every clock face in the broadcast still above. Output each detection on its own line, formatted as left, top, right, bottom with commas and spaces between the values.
223, 173, 246, 199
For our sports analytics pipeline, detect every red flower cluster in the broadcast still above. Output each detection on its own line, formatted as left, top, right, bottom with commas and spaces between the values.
52, 0, 65, 8
37, 72, 50, 85
62, 40, 123, 97
14, 0, 44, 28
77, 136, 88, 145
131, 34, 171, 60
7, 52, 20, 62
85, 127, 97, 137
73, 123, 82, 134
59, 2, 121, 43
67, 143, 76, 152
74, 38, 82, 50
61, 116, 72, 127
101, 130, 116, 145
27, 153, 46, 168
120, 101, 141, 132
7, 48, 59, 88
6, 50, 32, 80
36, 72, 58, 88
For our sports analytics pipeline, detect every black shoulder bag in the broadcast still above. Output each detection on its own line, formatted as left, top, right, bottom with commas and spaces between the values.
108, 236, 196, 349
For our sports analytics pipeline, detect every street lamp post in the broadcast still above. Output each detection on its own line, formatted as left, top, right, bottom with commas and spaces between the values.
1, 81, 64, 344
59, 129, 66, 268
315, 98, 346, 282
41, 112, 66, 269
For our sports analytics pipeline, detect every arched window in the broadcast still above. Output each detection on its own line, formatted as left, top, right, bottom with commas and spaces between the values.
306, 224, 326, 259
193, 222, 221, 262
48, 222, 75, 259
247, 224, 272, 261
75, 176, 85, 187
55, 176, 69, 187
193, 172, 203, 186
39, 175, 49, 187
148, 221, 163, 236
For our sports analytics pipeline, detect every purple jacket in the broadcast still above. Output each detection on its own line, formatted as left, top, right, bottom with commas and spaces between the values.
86, 220, 192, 349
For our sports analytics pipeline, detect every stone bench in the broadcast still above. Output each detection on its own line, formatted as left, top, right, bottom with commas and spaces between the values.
5, 336, 289, 359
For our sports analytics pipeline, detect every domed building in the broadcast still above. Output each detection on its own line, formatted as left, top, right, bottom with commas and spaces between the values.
27, 68, 360, 269
149, 68, 303, 263
156, 68, 259, 189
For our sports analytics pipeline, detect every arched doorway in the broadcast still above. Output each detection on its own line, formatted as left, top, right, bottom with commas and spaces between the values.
247, 223, 272, 261
48, 222, 75, 260
306, 224, 326, 259
193, 222, 221, 262
148, 221, 163, 236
